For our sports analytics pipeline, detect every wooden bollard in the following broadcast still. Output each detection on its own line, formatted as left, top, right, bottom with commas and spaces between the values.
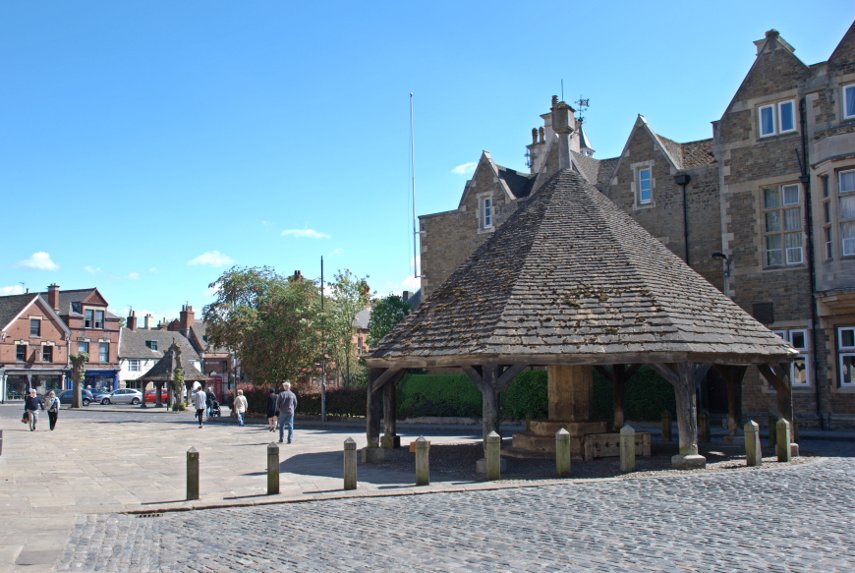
415, 436, 430, 486
555, 428, 571, 477
698, 411, 710, 443
661, 410, 672, 442
186, 447, 199, 501
343, 437, 357, 490
485, 431, 501, 481
267, 442, 280, 495
620, 425, 636, 472
744, 420, 762, 467
776, 419, 791, 462
767, 415, 777, 449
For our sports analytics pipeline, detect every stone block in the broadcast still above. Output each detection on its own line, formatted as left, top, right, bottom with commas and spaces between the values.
671, 454, 706, 470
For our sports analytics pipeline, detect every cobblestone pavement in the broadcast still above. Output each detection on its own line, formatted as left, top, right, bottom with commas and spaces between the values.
57, 455, 855, 572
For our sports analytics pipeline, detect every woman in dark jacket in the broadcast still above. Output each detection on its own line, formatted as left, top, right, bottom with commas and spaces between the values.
23, 389, 43, 432
266, 389, 278, 432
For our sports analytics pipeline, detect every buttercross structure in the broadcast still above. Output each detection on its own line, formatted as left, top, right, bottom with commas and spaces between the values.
416, 24, 855, 429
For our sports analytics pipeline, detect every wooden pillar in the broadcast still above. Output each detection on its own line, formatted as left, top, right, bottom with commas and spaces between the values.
365, 368, 402, 461
613, 364, 626, 430
653, 363, 707, 470
757, 363, 794, 424
365, 369, 383, 450
481, 367, 500, 440
381, 381, 399, 449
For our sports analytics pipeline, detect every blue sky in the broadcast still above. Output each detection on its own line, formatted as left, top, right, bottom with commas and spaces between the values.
1, 1, 852, 322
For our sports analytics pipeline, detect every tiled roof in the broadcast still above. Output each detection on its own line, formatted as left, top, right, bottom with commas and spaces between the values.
595, 157, 619, 190
497, 166, 535, 199
119, 328, 201, 361
656, 135, 684, 166
368, 169, 795, 368
0, 294, 39, 330
680, 139, 715, 168
137, 340, 207, 382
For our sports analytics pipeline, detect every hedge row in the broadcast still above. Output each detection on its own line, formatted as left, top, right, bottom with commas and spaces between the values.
281, 367, 676, 422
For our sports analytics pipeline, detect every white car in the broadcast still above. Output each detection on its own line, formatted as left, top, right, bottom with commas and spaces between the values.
101, 388, 143, 405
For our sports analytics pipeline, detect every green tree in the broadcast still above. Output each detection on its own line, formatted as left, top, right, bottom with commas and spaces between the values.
323, 269, 370, 388
69, 353, 88, 409
367, 294, 411, 347
204, 266, 322, 385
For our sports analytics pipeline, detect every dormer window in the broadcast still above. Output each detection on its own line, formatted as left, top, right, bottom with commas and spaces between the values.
843, 84, 855, 120
95, 310, 104, 329
145, 340, 158, 351
637, 168, 652, 205
85, 309, 94, 328
478, 193, 494, 230
758, 99, 796, 137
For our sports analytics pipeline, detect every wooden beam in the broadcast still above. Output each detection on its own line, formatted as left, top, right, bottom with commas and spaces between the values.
757, 363, 794, 424
370, 367, 403, 392
496, 364, 527, 391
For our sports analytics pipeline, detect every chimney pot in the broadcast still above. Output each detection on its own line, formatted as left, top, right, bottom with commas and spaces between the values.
47, 284, 60, 311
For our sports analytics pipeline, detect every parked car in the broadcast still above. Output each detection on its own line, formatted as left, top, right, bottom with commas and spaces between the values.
90, 389, 111, 403
58, 389, 94, 407
144, 390, 169, 404
101, 388, 143, 405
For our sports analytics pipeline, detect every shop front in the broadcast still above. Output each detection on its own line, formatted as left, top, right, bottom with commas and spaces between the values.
83, 369, 119, 393
1, 369, 67, 402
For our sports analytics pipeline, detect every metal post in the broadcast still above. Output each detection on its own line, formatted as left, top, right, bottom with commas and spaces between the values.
267, 442, 280, 495
186, 447, 199, 501
320, 256, 326, 423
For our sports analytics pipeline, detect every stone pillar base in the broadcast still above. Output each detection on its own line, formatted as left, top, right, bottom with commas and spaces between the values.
671, 454, 706, 470
381, 434, 400, 449
361, 446, 385, 463
789, 443, 799, 458
475, 457, 507, 476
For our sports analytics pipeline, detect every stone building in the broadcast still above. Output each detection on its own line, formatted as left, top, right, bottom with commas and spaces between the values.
418, 23, 855, 427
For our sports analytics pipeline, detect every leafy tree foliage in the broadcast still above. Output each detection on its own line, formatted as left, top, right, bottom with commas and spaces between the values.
322, 269, 370, 388
203, 266, 322, 385
367, 294, 411, 347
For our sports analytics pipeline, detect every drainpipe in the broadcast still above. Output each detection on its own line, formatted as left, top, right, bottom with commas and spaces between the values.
674, 173, 692, 264
798, 97, 825, 430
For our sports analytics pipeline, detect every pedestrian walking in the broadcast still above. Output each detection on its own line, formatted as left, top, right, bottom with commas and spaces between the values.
234, 389, 248, 427
205, 386, 215, 418
46, 390, 60, 431
266, 389, 278, 432
23, 389, 43, 432
276, 381, 298, 444
192, 383, 206, 428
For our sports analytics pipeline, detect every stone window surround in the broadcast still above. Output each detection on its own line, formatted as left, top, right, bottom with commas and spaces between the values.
838, 168, 855, 257
761, 182, 804, 268
29, 317, 41, 338
757, 99, 797, 138
842, 83, 855, 121
477, 191, 494, 233
838, 326, 855, 388
773, 328, 810, 387
630, 161, 655, 209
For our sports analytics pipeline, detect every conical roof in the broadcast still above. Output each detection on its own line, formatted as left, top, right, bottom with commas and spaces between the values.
368, 169, 795, 368
138, 339, 207, 382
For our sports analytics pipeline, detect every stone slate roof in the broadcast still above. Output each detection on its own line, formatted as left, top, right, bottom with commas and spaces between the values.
570, 151, 601, 186
119, 328, 201, 361
368, 169, 795, 368
680, 139, 715, 169
497, 166, 535, 199
595, 157, 619, 190
188, 320, 229, 354
0, 294, 39, 330
137, 340, 207, 382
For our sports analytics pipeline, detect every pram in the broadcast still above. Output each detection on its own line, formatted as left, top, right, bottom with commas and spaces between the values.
209, 399, 222, 418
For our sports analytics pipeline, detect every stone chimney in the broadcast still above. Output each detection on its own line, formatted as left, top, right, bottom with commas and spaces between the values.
127, 310, 137, 331
179, 305, 195, 335
47, 284, 60, 312
402, 291, 410, 302
291, 270, 304, 282
144, 313, 154, 329
551, 96, 576, 170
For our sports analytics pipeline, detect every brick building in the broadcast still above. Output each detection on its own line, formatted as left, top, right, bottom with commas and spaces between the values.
419, 24, 855, 427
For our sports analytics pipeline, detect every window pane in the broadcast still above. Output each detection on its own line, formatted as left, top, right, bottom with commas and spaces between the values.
842, 222, 855, 256
840, 170, 855, 194
842, 355, 855, 386
841, 328, 855, 349
846, 85, 855, 118
765, 211, 781, 232
782, 184, 799, 205
785, 233, 803, 264
823, 201, 831, 224
760, 106, 775, 135
30, 319, 40, 336
764, 188, 780, 209
784, 207, 801, 231
792, 357, 808, 385
791, 331, 807, 350
840, 194, 855, 221
766, 234, 783, 266
779, 101, 795, 132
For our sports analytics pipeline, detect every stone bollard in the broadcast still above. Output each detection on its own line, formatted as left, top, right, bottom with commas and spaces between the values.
0, 429, 3, 456
555, 428, 571, 477
661, 410, 672, 442
267, 442, 280, 495
620, 425, 636, 472
698, 411, 710, 443
415, 436, 430, 486
186, 447, 199, 501
485, 431, 501, 481
776, 419, 791, 463
744, 420, 762, 467
767, 415, 777, 449
343, 438, 357, 490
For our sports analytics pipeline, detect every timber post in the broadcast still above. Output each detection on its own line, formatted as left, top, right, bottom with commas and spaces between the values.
555, 428, 571, 477
0, 429, 3, 456
620, 424, 636, 472
381, 381, 400, 449
744, 420, 762, 466
775, 419, 791, 463
767, 415, 777, 450
186, 447, 199, 501
613, 365, 626, 430
661, 410, 672, 442
415, 436, 430, 486
485, 431, 501, 481
698, 410, 710, 443
267, 442, 280, 495
343, 437, 357, 490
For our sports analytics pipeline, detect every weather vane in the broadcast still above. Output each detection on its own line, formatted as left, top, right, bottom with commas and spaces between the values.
575, 95, 590, 123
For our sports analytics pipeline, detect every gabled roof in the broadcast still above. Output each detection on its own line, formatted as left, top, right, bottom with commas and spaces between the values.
119, 327, 201, 361
188, 320, 229, 354
828, 20, 855, 67
458, 151, 533, 208
496, 166, 535, 199
0, 294, 70, 336
137, 339, 207, 382
368, 169, 795, 368
45, 288, 119, 319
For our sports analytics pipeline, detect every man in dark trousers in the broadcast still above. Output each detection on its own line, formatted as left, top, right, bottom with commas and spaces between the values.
275, 381, 298, 444
205, 386, 215, 419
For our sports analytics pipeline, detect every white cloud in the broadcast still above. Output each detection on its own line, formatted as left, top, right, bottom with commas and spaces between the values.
127, 272, 141, 280
400, 274, 421, 291
188, 250, 235, 267
148, 267, 159, 273
83, 265, 102, 274
1, 284, 25, 295
451, 161, 477, 175
329, 247, 344, 256
17, 251, 58, 271
281, 228, 331, 239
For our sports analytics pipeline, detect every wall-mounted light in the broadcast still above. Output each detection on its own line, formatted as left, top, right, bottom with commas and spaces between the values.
711, 252, 732, 278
